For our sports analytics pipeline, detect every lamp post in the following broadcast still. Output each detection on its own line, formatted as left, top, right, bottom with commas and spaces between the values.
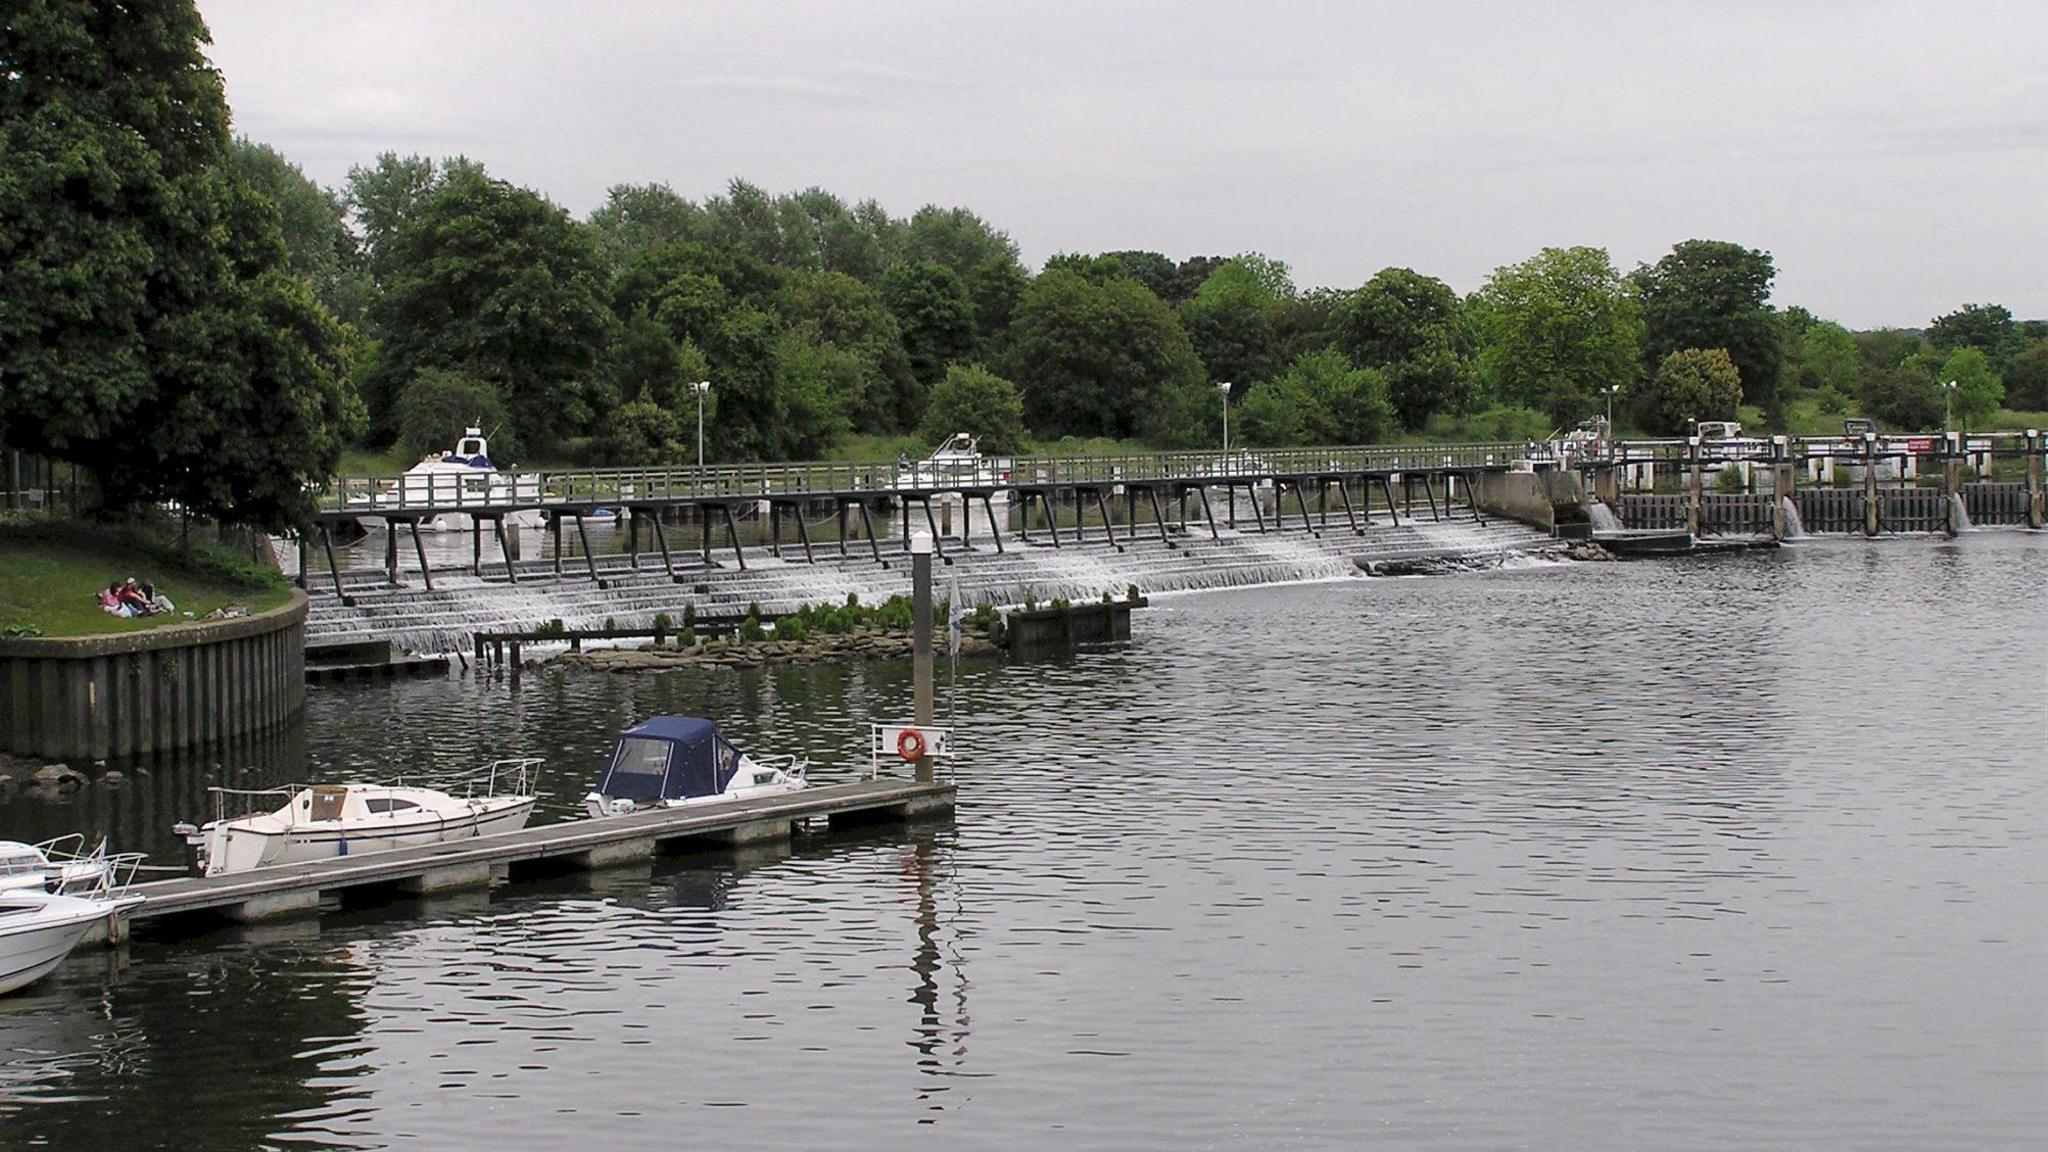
1604, 385, 1620, 434
1943, 378, 1957, 434
690, 379, 711, 468
1218, 381, 1233, 460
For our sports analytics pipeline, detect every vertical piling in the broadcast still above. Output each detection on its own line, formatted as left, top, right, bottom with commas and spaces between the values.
1942, 432, 1964, 538
1770, 436, 1795, 541
2027, 430, 2044, 529
1686, 439, 1704, 538
910, 531, 934, 785
1863, 432, 1881, 537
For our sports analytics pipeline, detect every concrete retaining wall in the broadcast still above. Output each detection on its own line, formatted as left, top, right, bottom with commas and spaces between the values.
1473, 470, 1585, 532
1003, 599, 1137, 656
0, 591, 307, 761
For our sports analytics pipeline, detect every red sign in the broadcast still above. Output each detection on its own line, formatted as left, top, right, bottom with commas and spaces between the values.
1906, 437, 1933, 454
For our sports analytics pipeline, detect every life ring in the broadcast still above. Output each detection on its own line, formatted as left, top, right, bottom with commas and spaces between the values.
896, 728, 927, 762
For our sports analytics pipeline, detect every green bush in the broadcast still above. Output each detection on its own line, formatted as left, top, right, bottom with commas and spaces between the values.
739, 616, 766, 643
746, 600, 761, 621
651, 612, 672, 634
775, 614, 809, 643
682, 602, 697, 627
678, 626, 696, 647
1126, 583, 1141, 603
920, 363, 1029, 455
604, 616, 617, 632
395, 368, 514, 464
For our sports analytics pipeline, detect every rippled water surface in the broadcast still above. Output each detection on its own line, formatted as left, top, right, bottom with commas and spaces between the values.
3, 535, 2043, 1150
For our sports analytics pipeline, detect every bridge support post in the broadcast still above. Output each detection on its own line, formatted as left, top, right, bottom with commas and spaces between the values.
295, 534, 309, 590
409, 520, 434, 591
720, 503, 747, 569
856, 502, 883, 564
650, 513, 675, 577
1770, 437, 1796, 541
1094, 488, 1122, 549
1146, 486, 1173, 547
2027, 430, 2044, 528
1195, 484, 1220, 541
1686, 440, 1704, 538
911, 533, 934, 785
1863, 433, 1881, 537
319, 522, 349, 603
1942, 432, 1964, 538
1593, 465, 1620, 506
384, 519, 400, 586
1337, 478, 1361, 533
983, 495, 1005, 552
575, 513, 602, 584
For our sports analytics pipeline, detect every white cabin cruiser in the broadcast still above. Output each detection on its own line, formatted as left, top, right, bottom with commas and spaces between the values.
173, 760, 542, 877
0, 860, 143, 996
584, 717, 805, 818
895, 433, 1009, 489
355, 427, 546, 532
0, 836, 142, 897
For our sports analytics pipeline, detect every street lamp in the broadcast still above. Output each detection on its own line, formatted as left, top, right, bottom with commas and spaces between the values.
690, 379, 711, 467
1604, 384, 1620, 434
1218, 381, 1233, 462
1942, 378, 1958, 434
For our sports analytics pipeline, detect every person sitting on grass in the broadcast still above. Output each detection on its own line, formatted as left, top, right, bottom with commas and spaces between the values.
118, 577, 152, 616
97, 583, 127, 617
141, 580, 175, 615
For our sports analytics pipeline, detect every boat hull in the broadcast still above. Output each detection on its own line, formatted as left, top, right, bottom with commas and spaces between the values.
206, 797, 538, 876
584, 780, 806, 820
0, 902, 108, 995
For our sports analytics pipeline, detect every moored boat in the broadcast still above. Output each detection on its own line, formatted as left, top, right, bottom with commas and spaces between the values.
584, 718, 806, 818
351, 427, 546, 532
0, 836, 142, 897
173, 759, 543, 877
0, 857, 144, 996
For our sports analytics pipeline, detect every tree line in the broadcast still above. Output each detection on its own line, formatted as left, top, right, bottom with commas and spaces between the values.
5, 3, 2045, 533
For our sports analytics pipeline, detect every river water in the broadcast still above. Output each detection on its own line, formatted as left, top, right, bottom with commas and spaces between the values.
2, 534, 2043, 1149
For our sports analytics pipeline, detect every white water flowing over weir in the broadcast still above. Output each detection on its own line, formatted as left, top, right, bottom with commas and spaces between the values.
1587, 501, 1624, 533
1948, 493, 1973, 532
302, 513, 1557, 654
1780, 496, 1806, 538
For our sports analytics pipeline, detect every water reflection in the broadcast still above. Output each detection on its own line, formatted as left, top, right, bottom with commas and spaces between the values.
1, 535, 2043, 1149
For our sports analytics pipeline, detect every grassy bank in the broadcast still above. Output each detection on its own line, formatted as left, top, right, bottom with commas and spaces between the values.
0, 519, 291, 638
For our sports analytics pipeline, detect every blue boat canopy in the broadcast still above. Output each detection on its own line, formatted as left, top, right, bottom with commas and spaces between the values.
592, 716, 743, 803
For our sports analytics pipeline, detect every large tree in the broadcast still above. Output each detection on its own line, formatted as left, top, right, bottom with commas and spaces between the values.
1632, 239, 1783, 422
1472, 247, 1643, 427
2005, 339, 2048, 412
1632, 348, 1742, 437
367, 168, 614, 451
586, 182, 703, 272
775, 269, 915, 431
1330, 268, 1471, 430
1236, 349, 1393, 447
1002, 268, 1207, 440
1178, 257, 1288, 395
1926, 303, 2023, 372
882, 261, 976, 390
1, 0, 360, 530
230, 139, 371, 329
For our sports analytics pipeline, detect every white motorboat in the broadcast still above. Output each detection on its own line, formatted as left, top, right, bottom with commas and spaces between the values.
584, 718, 806, 818
894, 433, 1010, 489
174, 759, 543, 877
0, 860, 144, 996
353, 427, 546, 532
0, 836, 140, 897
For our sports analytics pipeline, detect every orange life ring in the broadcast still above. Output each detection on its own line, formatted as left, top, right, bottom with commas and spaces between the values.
896, 728, 926, 761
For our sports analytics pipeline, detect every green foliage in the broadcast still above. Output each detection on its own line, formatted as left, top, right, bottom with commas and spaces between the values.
1634, 349, 1743, 437
1794, 321, 1861, 408
774, 613, 808, 643
1632, 240, 1783, 422
367, 166, 614, 452
1418, 405, 1554, 443
1937, 346, 2004, 425
746, 601, 762, 621
1049, 596, 1071, 611
678, 626, 697, 647
1860, 359, 1944, 430
652, 612, 673, 633
1237, 350, 1394, 446
395, 369, 513, 463
230, 139, 372, 328
1179, 256, 1291, 393
738, 616, 766, 643
1472, 247, 1643, 427
1331, 268, 1472, 430
595, 401, 687, 466
1126, 583, 1141, 603
604, 616, 618, 632
920, 364, 1029, 454
1003, 269, 1208, 442
682, 603, 697, 627
883, 262, 977, 389
0, 1, 361, 531
1927, 303, 2023, 370
2005, 339, 2048, 411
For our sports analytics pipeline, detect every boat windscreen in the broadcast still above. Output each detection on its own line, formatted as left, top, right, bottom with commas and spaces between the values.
600, 737, 674, 801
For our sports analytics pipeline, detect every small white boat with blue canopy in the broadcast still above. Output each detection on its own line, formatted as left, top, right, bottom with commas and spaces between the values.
584, 717, 806, 818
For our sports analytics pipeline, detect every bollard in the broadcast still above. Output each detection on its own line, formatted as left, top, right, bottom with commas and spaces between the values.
1942, 431, 1963, 538
1863, 432, 1880, 537
910, 531, 934, 784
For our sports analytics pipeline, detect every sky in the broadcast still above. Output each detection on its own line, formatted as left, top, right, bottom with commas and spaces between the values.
195, 0, 2047, 329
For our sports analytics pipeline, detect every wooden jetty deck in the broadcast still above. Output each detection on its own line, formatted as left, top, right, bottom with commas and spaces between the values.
117, 778, 954, 932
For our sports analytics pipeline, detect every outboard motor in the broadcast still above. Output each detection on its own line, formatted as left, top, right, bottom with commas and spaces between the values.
170, 821, 206, 876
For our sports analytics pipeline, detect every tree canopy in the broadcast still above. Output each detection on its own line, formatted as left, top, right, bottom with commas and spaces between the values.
1633, 348, 1742, 437
1472, 247, 1643, 427
1, 0, 360, 530
1002, 268, 1207, 441
1632, 240, 1783, 421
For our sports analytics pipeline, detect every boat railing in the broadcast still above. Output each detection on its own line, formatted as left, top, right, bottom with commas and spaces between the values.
752, 753, 807, 780
34, 835, 147, 899
474, 757, 545, 799
203, 785, 302, 826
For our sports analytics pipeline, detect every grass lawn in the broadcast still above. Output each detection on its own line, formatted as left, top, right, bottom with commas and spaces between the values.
0, 530, 292, 639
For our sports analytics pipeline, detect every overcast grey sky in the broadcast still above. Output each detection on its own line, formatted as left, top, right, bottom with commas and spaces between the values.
197, 0, 2044, 328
